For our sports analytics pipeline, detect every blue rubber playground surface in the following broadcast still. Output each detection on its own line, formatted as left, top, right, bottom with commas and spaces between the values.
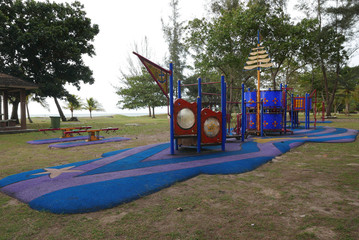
0, 126, 357, 214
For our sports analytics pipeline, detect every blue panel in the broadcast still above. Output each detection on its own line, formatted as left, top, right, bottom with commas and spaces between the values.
261, 90, 282, 108
244, 91, 257, 108
248, 113, 257, 130
263, 113, 282, 130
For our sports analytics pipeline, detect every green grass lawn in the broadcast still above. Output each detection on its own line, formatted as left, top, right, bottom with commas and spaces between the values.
0, 113, 358, 240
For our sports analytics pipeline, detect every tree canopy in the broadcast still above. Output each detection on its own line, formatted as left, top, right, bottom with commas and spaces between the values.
116, 69, 168, 118
0, 0, 99, 120
183, 0, 359, 115
116, 38, 168, 118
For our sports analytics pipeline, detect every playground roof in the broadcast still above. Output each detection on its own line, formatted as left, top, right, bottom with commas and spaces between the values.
0, 73, 38, 90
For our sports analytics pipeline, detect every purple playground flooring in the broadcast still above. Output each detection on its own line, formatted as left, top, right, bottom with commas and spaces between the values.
27, 136, 103, 145
1, 126, 357, 214
48, 137, 131, 148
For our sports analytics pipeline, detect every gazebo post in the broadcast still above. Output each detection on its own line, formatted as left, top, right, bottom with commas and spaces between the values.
0, 94, 2, 120
3, 90, 8, 120
0, 73, 37, 131
20, 89, 26, 129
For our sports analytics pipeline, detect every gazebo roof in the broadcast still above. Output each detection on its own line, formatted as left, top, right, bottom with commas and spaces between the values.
0, 73, 38, 90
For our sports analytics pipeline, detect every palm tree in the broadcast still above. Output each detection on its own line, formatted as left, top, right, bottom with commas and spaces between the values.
83, 97, 104, 118
64, 95, 82, 119
26, 94, 50, 123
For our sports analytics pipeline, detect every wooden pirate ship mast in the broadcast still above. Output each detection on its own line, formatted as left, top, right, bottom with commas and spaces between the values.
244, 31, 273, 133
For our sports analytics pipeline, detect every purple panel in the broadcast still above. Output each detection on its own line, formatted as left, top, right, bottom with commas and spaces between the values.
48, 137, 131, 149
27, 136, 97, 145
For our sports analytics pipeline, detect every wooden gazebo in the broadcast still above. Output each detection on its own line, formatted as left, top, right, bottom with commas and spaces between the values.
0, 73, 38, 131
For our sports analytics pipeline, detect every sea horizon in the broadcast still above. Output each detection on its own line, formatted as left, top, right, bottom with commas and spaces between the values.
29, 112, 150, 118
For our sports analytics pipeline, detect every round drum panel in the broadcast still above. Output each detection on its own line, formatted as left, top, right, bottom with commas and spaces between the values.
203, 117, 220, 138
177, 108, 195, 130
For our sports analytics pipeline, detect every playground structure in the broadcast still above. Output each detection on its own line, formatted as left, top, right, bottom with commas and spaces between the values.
173, 76, 227, 153
134, 30, 327, 155
64, 127, 119, 142
168, 71, 322, 155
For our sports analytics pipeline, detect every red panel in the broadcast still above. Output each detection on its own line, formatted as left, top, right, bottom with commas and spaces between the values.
201, 108, 222, 145
173, 98, 197, 136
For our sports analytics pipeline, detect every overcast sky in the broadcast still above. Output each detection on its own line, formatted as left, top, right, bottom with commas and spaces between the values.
29, 0, 207, 116
29, 0, 358, 116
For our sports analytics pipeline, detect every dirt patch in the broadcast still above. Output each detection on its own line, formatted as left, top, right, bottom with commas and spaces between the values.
99, 212, 128, 224
347, 163, 359, 166
261, 188, 281, 199
2, 199, 22, 207
302, 226, 337, 240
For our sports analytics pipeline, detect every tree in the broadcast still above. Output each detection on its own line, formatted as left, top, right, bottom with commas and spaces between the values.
162, 0, 187, 89
117, 71, 168, 118
26, 93, 50, 123
296, 0, 359, 116
185, 0, 296, 115
336, 66, 359, 115
116, 38, 168, 118
64, 95, 82, 119
83, 98, 104, 118
0, 0, 99, 121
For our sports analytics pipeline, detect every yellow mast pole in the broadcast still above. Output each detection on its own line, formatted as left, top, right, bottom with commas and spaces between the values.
256, 30, 261, 133
257, 65, 260, 133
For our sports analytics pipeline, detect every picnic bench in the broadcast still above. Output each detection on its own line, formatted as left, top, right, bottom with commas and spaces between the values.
0, 119, 17, 127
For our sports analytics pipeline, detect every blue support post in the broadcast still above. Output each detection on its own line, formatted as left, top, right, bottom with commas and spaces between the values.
242, 101, 246, 142
221, 76, 226, 151
178, 80, 181, 99
307, 93, 310, 129
197, 78, 202, 153
308, 95, 311, 128
284, 85, 287, 134
175, 80, 181, 150
296, 112, 299, 128
169, 63, 175, 155
304, 93, 308, 129
241, 84, 245, 142
291, 94, 294, 129
260, 100, 264, 137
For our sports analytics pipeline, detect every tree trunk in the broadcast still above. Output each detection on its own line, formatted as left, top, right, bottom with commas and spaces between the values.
90, 110, 92, 118
53, 97, 67, 121
0, 95, 2, 120
333, 102, 338, 114
345, 92, 349, 116
148, 105, 152, 117
26, 102, 33, 123
271, 60, 283, 89
152, 106, 155, 118
320, 60, 332, 117
324, 66, 340, 117
327, 65, 340, 116
10, 99, 20, 124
